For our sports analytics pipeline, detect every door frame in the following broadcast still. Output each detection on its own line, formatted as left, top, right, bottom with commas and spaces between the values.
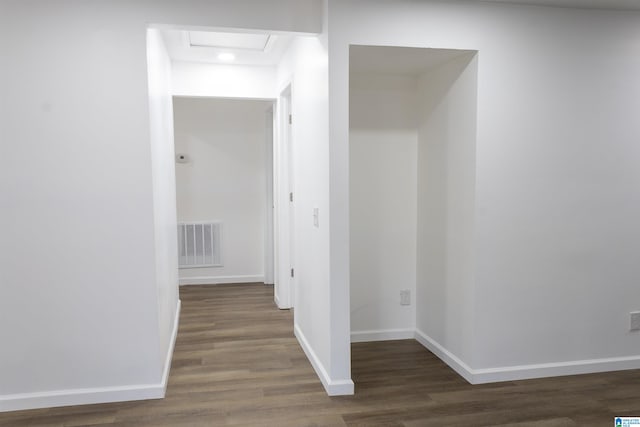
264, 104, 275, 285
274, 84, 295, 309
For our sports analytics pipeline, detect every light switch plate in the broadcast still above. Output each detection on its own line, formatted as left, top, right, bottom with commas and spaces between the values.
630, 311, 640, 331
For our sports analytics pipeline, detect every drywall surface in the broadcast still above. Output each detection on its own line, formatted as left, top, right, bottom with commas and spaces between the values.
146, 28, 180, 365
0, 0, 321, 411
171, 62, 277, 99
349, 73, 417, 338
277, 30, 353, 394
329, 0, 640, 378
416, 54, 478, 365
277, 33, 332, 378
0, 1, 162, 403
173, 97, 270, 283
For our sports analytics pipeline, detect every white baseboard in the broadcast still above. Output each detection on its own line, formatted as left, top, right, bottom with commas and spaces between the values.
470, 353, 640, 384
414, 329, 475, 383
179, 275, 264, 286
160, 299, 181, 391
294, 324, 354, 396
0, 299, 182, 413
0, 383, 165, 413
351, 328, 415, 343
274, 291, 292, 310
274, 293, 284, 310
414, 328, 640, 384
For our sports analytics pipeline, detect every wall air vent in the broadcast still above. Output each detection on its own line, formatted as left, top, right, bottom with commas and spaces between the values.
178, 222, 222, 268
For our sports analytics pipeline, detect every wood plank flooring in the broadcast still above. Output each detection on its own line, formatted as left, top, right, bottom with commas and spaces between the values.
1, 283, 639, 426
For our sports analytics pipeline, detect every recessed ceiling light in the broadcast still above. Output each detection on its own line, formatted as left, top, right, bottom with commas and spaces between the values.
217, 52, 236, 62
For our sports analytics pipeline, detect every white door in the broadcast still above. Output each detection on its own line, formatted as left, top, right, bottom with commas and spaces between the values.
286, 92, 295, 308
274, 86, 295, 309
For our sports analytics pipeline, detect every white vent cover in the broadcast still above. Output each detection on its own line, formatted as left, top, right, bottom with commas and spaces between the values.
178, 222, 222, 268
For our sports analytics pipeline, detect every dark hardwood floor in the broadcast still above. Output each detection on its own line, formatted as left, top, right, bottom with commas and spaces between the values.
1, 283, 639, 426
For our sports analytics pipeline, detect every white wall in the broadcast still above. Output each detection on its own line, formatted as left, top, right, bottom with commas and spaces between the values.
328, 0, 640, 383
416, 53, 478, 367
171, 62, 277, 99
349, 73, 417, 341
7, 0, 639, 411
0, 2, 163, 409
146, 28, 181, 375
470, 6, 640, 374
276, 26, 354, 394
0, 0, 321, 412
173, 97, 271, 284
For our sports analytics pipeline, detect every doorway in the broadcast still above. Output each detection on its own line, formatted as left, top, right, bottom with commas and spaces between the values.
155, 27, 306, 308
173, 97, 275, 286
274, 85, 295, 309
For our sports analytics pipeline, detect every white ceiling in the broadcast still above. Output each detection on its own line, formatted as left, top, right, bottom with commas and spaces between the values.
161, 29, 292, 66
162, 1, 640, 66
479, 0, 640, 10
350, 46, 475, 76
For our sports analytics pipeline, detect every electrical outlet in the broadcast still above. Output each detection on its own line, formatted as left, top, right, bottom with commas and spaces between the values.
630, 311, 640, 332
400, 290, 411, 306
